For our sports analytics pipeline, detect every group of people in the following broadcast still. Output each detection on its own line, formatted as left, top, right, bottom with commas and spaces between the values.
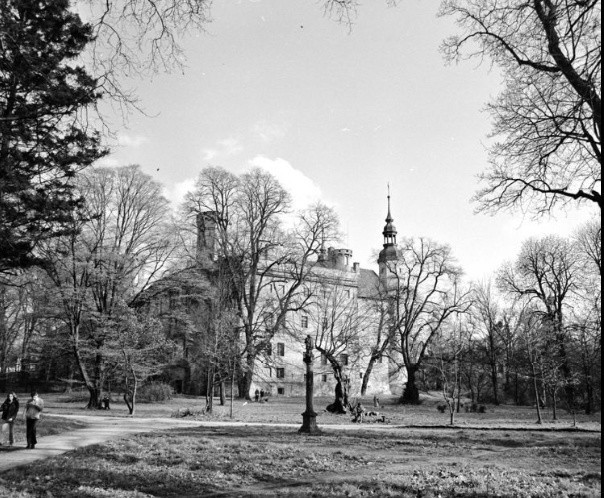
0, 391, 44, 449
254, 389, 267, 402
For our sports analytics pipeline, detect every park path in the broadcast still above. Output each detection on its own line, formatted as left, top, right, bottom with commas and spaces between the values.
0, 414, 206, 473
0, 413, 598, 474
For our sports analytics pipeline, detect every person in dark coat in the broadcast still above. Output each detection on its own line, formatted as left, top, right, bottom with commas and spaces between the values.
1, 392, 19, 446
24, 391, 44, 449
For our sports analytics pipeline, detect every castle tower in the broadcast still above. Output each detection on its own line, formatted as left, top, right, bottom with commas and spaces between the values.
377, 188, 398, 285
196, 211, 218, 263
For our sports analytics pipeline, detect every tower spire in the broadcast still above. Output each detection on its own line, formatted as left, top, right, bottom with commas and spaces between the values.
378, 185, 398, 267
386, 183, 393, 222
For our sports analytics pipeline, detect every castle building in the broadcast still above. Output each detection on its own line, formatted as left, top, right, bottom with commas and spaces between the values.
248, 195, 405, 399
153, 194, 407, 399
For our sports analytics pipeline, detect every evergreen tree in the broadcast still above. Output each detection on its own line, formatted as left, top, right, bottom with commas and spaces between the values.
0, 0, 105, 273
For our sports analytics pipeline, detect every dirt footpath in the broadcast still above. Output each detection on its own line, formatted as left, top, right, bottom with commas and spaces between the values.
0, 414, 204, 473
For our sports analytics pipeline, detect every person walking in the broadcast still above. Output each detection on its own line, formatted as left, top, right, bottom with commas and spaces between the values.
1, 392, 19, 447
24, 391, 43, 449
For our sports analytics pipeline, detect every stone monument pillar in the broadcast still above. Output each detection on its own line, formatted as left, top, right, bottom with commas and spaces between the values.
299, 335, 321, 435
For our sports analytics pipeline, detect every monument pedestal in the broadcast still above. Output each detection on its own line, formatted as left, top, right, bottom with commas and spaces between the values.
299, 335, 322, 435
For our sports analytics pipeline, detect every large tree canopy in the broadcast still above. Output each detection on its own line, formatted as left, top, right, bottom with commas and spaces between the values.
441, 0, 601, 214
0, 0, 105, 274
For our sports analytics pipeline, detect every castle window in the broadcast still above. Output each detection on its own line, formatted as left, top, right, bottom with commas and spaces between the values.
277, 342, 285, 357
341, 354, 349, 366
322, 374, 328, 382
277, 387, 285, 395
301, 316, 309, 329
277, 368, 285, 379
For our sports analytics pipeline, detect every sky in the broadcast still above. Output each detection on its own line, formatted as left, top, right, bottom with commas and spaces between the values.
97, 0, 597, 281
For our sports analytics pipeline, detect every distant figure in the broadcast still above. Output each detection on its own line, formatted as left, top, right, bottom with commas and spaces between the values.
373, 395, 380, 409
24, 391, 44, 449
1, 392, 19, 447
102, 394, 111, 410
254, 389, 260, 402
260, 389, 265, 399
352, 403, 365, 423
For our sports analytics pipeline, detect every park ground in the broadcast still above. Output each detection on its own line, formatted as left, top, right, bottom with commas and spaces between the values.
0, 392, 600, 497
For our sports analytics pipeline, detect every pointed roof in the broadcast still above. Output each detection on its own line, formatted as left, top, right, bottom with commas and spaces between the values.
382, 186, 397, 239
379, 186, 398, 265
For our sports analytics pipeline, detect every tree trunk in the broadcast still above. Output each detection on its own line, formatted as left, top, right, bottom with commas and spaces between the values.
124, 371, 138, 416
219, 380, 226, 406
531, 362, 543, 424
326, 374, 348, 414
490, 362, 499, 405
361, 357, 378, 396
238, 355, 255, 400
71, 331, 101, 410
401, 364, 420, 404
584, 377, 594, 415
205, 365, 215, 413
230, 364, 235, 419
554, 315, 575, 406
456, 371, 462, 413
89, 348, 105, 410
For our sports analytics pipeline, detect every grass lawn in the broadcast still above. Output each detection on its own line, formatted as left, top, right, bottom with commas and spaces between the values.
0, 424, 600, 497
41, 390, 601, 431
0, 392, 600, 497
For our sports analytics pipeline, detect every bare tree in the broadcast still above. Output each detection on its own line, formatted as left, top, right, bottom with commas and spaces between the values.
434, 323, 470, 425
386, 237, 471, 404
75, 0, 367, 111
111, 303, 177, 416
498, 235, 581, 406
0, 284, 26, 379
470, 280, 506, 404
441, 0, 601, 214
184, 167, 339, 399
575, 217, 602, 277
518, 309, 546, 424
296, 278, 369, 414
360, 289, 396, 396
40, 165, 176, 408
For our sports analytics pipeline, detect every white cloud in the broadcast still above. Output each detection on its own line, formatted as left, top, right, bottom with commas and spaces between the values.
117, 134, 149, 148
203, 148, 219, 162
163, 177, 196, 209
252, 120, 287, 143
202, 137, 242, 162
248, 156, 323, 211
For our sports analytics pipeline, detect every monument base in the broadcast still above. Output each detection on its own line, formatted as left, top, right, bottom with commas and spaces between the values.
298, 410, 322, 435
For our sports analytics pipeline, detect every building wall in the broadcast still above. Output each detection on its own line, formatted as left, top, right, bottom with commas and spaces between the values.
249, 252, 407, 399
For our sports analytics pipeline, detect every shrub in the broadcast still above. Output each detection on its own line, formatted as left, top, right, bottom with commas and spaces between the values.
437, 404, 447, 413
171, 407, 206, 418
137, 382, 174, 403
